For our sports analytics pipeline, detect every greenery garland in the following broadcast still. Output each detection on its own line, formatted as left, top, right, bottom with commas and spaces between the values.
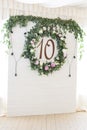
2, 15, 84, 47
1, 15, 84, 75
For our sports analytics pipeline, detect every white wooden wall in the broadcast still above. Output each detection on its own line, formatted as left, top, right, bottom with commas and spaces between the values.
7, 23, 77, 116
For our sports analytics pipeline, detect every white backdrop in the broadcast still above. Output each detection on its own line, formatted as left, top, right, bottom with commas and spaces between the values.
7, 23, 77, 116
1, 0, 86, 115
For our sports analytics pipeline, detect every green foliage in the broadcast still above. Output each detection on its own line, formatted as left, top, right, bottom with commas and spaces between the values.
23, 23, 66, 75
1, 15, 84, 47
1, 15, 84, 74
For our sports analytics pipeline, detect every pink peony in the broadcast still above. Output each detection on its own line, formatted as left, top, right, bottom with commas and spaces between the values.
44, 65, 49, 71
51, 62, 56, 68
35, 60, 39, 65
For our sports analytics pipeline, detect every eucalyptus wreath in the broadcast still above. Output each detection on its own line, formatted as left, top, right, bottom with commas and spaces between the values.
22, 24, 67, 75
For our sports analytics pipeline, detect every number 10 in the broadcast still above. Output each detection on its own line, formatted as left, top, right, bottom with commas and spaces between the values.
37, 38, 55, 60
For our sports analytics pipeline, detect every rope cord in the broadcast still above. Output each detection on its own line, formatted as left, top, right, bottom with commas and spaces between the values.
10, 30, 22, 77
66, 40, 77, 77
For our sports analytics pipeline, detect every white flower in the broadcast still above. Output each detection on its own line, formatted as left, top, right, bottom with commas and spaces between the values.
33, 56, 36, 59
59, 33, 62, 37
39, 29, 43, 34
32, 44, 35, 47
53, 27, 56, 31
56, 32, 59, 35
56, 57, 59, 60
30, 49, 35, 53
55, 62, 59, 65
61, 37, 64, 40
40, 66, 43, 69
56, 25, 59, 30
53, 30, 56, 34
43, 27, 46, 31
48, 27, 50, 31
30, 41, 34, 44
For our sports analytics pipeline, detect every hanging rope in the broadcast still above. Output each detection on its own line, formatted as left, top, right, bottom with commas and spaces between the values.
66, 39, 77, 77
73, 40, 77, 59
68, 59, 73, 77
10, 25, 29, 77
7, 0, 18, 77
10, 33, 21, 77
8, 0, 25, 77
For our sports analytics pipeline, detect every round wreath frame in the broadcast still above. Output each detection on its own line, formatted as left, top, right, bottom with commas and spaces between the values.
23, 25, 67, 75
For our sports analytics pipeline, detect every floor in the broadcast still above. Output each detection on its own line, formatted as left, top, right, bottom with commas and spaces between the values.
0, 112, 87, 130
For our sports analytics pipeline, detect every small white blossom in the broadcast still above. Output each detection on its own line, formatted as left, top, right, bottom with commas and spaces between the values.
53, 27, 56, 31
31, 41, 34, 44
40, 66, 43, 69
61, 37, 64, 40
55, 62, 59, 65
56, 57, 59, 60
32, 44, 35, 47
48, 27, 50, 31
56, 25, 59, 30
56, 32, 59, 35
53, 30, 56, 34
30, 49, 35, 53
43, 27, 46, 31
39, 29, 43, 34
33, 56, 36, 59
59, 33, 62, 37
